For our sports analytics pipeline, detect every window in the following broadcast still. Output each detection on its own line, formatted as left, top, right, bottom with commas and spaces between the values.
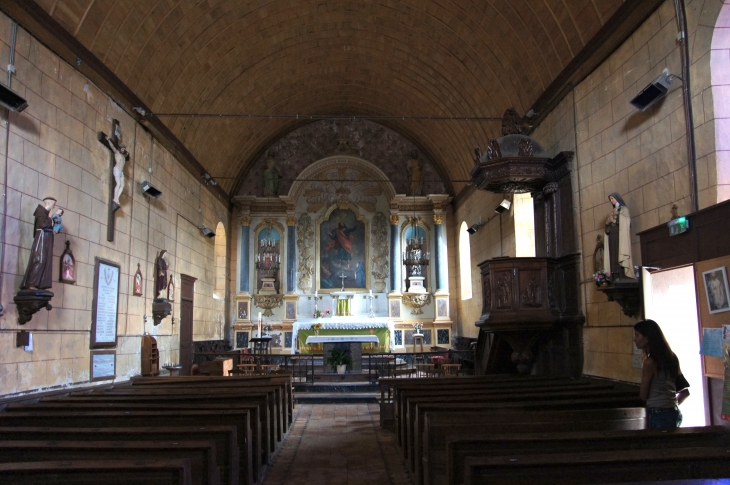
459, 221, 472, 300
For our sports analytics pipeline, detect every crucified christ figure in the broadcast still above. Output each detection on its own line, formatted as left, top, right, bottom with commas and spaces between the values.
105, 134, 129, 212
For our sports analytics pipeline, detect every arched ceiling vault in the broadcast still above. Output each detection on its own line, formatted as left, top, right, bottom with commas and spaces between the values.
16, 0, 653, 198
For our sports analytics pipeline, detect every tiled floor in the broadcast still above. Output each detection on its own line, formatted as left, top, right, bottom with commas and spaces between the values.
262, 404, 413, 485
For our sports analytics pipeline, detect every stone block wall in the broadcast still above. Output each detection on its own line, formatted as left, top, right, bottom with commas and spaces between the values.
0, 15, 231, 397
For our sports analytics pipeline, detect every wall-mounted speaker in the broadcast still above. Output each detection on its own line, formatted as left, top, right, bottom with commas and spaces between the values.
0, 84, 28, 112
140, 181, 162, 198
630, 70, 673, 112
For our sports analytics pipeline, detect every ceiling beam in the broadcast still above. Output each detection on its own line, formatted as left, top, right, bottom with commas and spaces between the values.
0, 0, 231, 207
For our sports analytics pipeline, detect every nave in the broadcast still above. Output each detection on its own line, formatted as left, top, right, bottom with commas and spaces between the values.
262, 404, 410, 485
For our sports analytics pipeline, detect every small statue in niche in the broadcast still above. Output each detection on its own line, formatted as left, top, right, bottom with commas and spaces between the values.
133, 263, 143, 296
407, 150, 423, 196
604, 192, 634, 280
167, 274, 175, 301
155, 250, 169, 299
20, 197, 57, 290
263, 151, 280, 197
59, 240, 76, 284
670, 204, 679, 220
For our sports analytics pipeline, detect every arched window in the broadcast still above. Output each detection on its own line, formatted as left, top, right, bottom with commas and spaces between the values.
214, 222, 226, 299
459, 221, 472, 300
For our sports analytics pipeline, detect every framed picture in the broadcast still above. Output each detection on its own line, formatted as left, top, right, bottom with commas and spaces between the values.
703, 267, 730, 314
59, 240, 76, 284
238, 301, 249, 319
90, 350, 116, 381
91, 257, 120, 348
317, 207, 368, 291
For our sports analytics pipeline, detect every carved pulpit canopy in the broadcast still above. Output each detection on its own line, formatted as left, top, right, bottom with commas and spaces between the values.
470, 134, 571, 194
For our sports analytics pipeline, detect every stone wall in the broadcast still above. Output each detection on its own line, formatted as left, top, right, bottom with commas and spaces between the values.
0, 15, 231, 397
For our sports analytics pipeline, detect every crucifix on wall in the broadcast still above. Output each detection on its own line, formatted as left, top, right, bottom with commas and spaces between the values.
97, 119, 129, 242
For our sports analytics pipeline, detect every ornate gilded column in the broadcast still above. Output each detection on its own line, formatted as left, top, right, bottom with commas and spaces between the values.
286, 214, 297, 294
239, 214, 251, 294
389, 214, 401, 294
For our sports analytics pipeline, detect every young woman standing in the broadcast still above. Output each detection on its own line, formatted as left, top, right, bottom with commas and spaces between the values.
633, 319, 690, 429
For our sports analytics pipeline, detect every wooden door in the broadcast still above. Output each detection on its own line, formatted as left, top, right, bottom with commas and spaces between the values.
179, 274, 197, 376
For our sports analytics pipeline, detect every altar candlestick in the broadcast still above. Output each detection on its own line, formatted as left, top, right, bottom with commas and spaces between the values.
258, 312, 262, 337
370, 289, 373, 297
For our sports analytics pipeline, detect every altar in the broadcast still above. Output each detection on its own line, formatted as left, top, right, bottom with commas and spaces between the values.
293, 317, 392, 354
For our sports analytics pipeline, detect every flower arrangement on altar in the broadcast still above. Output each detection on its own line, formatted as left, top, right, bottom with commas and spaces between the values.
311, 322, 323, 331
593, 270, 611, 287
264, 324, 273, 334
313, 309, 330, 318
412, 322, 423, 334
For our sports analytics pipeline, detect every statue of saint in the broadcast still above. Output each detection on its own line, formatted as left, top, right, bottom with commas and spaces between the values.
603, 192, 634, 280
407, 150, 423, 196
155, 250, 169, 299
20, 197, 57, 290
105, 134, 129, 211
263, 151, 280, 197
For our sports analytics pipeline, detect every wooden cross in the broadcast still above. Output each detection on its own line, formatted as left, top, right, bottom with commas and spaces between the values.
97, 119, 122, 242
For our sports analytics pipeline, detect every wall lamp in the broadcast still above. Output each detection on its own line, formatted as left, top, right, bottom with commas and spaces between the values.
202, 173, 217, 186
630, 69, 681, 112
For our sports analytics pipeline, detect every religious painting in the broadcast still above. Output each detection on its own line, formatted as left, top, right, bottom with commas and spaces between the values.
703, 267, 730, 314
59, 240, 76, 284
238, 301, 249, 320
255, 223, 281, 293
317, 207, 368, 291
286, 301, 296, 320
133, 263, 143, 296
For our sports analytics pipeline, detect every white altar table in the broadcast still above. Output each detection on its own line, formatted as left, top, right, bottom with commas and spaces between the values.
292, 317, 392, 354
305, 335, 380, 344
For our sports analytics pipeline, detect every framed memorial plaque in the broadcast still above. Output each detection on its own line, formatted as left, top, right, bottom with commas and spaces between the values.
90, 350, 116, 381
91, 257, 121, 348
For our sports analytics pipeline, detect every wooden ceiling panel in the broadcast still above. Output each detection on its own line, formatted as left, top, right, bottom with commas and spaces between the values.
28, 0, 628, 197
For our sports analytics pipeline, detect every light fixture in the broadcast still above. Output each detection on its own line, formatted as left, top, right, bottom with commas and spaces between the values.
0, 84, 28, 112
494, 198, 511, 214
202, 173, 217, 186
200, 224, 216, 238
140, 181, 162, 198
630, 69, 679, 112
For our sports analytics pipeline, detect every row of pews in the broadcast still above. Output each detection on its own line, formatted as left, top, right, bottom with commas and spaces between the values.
0, 373, 294, 485
378, 374, 730, 485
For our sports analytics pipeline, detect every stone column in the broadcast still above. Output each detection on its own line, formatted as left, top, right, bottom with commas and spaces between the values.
239, 215, 251, 293
389, 214, 401, 294
286, 215, 296, 294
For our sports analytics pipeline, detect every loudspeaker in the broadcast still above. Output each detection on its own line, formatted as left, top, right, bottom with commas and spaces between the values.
140, 181, 162, 198
494, 199, 511, 214
201, 225, 216, 238
0, 84, 28, 112
630, 70, 672, 112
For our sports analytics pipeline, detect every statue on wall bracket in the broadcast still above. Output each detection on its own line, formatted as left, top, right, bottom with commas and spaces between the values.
152, 249, 171, 325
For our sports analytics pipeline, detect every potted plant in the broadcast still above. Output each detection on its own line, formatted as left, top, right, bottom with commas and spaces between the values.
325, 348, 352, 374
412, 322, 424, 334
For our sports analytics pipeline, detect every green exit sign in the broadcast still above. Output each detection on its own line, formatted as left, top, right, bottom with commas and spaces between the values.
667, 216, 689, 236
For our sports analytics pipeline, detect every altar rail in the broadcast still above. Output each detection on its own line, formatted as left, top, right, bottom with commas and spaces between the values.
193, 350, 475, 384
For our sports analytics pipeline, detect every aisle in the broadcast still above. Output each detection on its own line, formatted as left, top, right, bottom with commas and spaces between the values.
262, 404, 412, 485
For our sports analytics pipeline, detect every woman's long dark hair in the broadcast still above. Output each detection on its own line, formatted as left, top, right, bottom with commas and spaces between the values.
633, 319, 679, 377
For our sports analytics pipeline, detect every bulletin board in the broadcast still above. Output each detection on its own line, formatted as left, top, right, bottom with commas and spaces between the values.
695, 255, 730, 378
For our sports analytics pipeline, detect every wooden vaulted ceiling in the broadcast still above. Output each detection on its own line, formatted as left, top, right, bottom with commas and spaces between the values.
26, 0, 630, 197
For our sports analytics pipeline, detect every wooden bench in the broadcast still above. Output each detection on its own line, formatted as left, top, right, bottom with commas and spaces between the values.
0, 426, 238, 485
421, 407, 645, 485
0, 458, 193, 485
448, 426, 730, 485
463, 446, 730, 484
0, 409, 254, 485
0, 440, 219, 485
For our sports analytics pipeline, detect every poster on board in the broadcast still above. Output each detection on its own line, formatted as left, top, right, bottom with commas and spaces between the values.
91, 258, 120, 348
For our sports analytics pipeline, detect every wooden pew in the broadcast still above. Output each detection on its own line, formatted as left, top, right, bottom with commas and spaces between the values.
0, 426, 238, 485
463, 446, 730, 484
130, 375, 294, 427
72, 385, 285, 445
0, 409, 254, 485
448, 426, 730, 485
421, 407, 645, 485
21, 394, 274, 462
0, 440, 219, 485
0, 458, 192, 485
4, 400, 265, 479
405, 386, 641, 475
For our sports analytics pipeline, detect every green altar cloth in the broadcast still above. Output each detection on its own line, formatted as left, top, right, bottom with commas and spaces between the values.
298, 327, 390, 354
